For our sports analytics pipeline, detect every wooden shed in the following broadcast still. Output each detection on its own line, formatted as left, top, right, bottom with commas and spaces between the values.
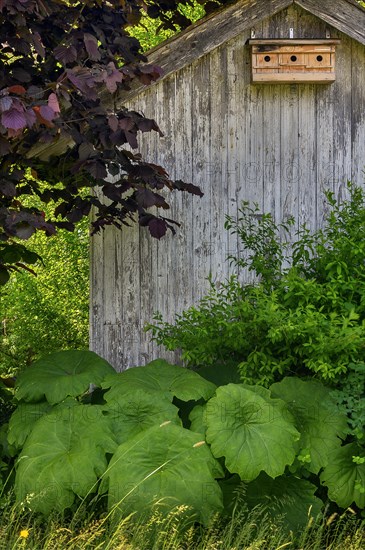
90, 0, 365, 370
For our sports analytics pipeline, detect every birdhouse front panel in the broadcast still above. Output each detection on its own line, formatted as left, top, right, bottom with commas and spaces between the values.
250, 40, 340, 83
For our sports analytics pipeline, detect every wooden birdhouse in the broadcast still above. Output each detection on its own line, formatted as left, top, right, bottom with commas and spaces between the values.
249, 39, 341, 83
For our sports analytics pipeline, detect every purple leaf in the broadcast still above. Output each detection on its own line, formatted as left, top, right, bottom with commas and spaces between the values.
66, 68, 97, 100
137, 117, 161, 134
13, 222, 36, 240
1, 108, 26, 130
0, 96, 13, 112
125, 131, 138, 149
11, 68, 31, 82
102, 183, 122, 202
104, 62, 124, 93
136, 188, 168, 209
0, 181, 16, 197
54, 44, 77, 65
173, 180, 204, 197
66, 209, 84, 223
78, 142, 96, 161
48, 93, 60, 114
24, 108, 36, 127
40, 104, 56, 121
84, 33, 101, 61
0, 136, 11, 156
119, 117, 134, 131
148, 218, 167, 239
85, 160, 107, 179
32, 31, 45, 58
108, 115, 119, 132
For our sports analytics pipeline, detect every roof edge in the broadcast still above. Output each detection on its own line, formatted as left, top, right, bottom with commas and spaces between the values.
295, 0, 365, 46
118, 0, 292, 103
118, 0, 365, 104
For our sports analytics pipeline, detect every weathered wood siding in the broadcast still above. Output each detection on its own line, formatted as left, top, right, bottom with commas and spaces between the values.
90, 4, 365, 370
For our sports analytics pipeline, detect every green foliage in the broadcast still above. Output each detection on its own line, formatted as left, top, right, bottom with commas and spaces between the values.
102, 358, 216, 402
330, 362, 365, 439
244, 473, 323, 532
0, 219, 89, 375
128, 3, 205, 51
15, 403, 117, 515
148, 186, 365, 395
320, 443, 365, 509
101, 422, 224, 525
15, 350, 115, 404
204, 384, 299, 480
4, 350, 363, 529
102, 389, 182, 444
271, 378, 348, 474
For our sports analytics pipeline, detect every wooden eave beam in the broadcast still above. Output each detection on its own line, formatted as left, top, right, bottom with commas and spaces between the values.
117, 0, 292, 103
294, 0, 365, 46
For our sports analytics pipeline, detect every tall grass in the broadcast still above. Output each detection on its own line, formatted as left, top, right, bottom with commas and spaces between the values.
0, 494, 364, 550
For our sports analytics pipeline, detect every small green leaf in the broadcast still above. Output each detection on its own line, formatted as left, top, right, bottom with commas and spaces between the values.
101, 422, 224, 526
102, 359, 216, 402
320, 443, 365, 508
270, 377, 348, 473
15, 403, 117, 514
15, 350, 116, 404
205, 384, 299, 481
102, 389, 181, 443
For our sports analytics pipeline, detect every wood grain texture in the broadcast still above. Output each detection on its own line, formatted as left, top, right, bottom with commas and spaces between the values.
90, 4, 365, 369
296, 0, 365, 46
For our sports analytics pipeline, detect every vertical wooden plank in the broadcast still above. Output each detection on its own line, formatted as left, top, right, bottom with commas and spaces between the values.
236, 25, 265, 284
297, 84, 317, 232
262, 84, 281, 222
296, 7, 321, 232
333, 33, 353, 202
225, 36, 245, 280
351, 41, 365, 186
173, 66, 194, 316
232, 28, 258, 281
133, 89, 158, 366
315, 63, 336, 224
190, 54, 212, 299
209, 47, 230, 287
89, 201, 105, 360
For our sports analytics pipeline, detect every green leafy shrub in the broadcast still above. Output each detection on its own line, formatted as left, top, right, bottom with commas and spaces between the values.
0, 218, 89, 376
148, 186, 365, 396
4, 350, 364, 529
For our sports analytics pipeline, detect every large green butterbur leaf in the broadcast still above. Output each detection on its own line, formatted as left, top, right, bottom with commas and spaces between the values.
102, 389, 181, 443
205, 384, 299, 480
320, 443, 365, 508
270, 377, 348, 473
244, 473, 323, 531
7, 402, 52, 448
15, 350, 115, 404
102, 359, 216, 402
15, 404, 117, 514
189, 404, 207, 435
101, 422, 224, 525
